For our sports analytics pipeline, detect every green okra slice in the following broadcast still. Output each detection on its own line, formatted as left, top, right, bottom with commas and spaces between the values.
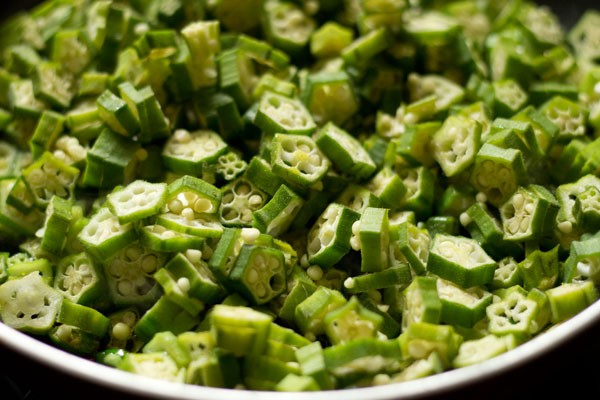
254, 91, 317, 136
243, 354, 301, 391
29, 110, 64, 159
323, 337, 403, 386
162, 129, 228, 176
134, 295, 200, 344
335, 183, 383, 213
568, 9, 600, 62
56, 300, 110, 338
295, 341, 335, 390
353, 206, 390, 273
294, 286, 347, 339
105, 308, 142, 351
217, 48, 256, 111
491, 256, 523, 289
500, 184, 560, 243
469, 143, 527, 207
301, 70, 359, 127
401, 276, 441, 329
452, 334, 514, 368
539, 95, 588, 143
356, 291, 402, 339
389, 221, 430, 276
252, 184, 304, 237
460, 202, 523, 261
8, 79, 46, 119
364, 166, 406, 210
96, 89, 140, 138
64, 100, 104, 142
32, 61, 74, 110
573, 185, 600, 231
310, 21, 354, 59
22, 151, 80, 209
387, 352, 444, 384
0, 271, 63, 334
341, 27, 391, 66
102, 242, 166, 310
489, 78, 529, 118
436, 184, 476, 218
208, 227, 245, 283
424, 215, 459, 237
272, 265, 317, 326
399, 321, 463, 368
219, 177, 268, 227
487, 119, 542, 166
428, 234, 496, 288
323, 295, 383, 345
216, 151, 247, 182
486, 288, 540, 339
153, 267, 206, 316
142, 331, 191, 368
261, 0, 315, 59
432, 115, 481, 178
210, 304, 273, 357
437, 278, 493, 328
37, 195, 74, 256
164, 251, 225, 305
306, 203, 360, 269
562, 235, 600, 284
407, 72, 465, 114
314, 122, 376, 180
6, 255, 53, 285
227, 244, 287, 305
156, 211, 223, 239
106, 180, 167, 224
53, 252, 106, 306
0, 181, 45, 240
265, 322, 311, 362
117, 82, 170, 143
118, 352, 185, 382
180, 20, 220, 90
49, 324, 102, 356
77, 206, 138, 262
235, 34, 290, 70
546, 281, 598, 323
244, 156, 286, 197
389, 121, 439, 168
140, 224, 205, 253
512, 105, 559, 157
343, 263, 412, 295
275, 374, 319, 392
395, 165, 436, 220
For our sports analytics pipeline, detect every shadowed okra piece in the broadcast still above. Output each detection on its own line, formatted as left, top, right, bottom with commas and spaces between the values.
253, 184, 304, 237
142, 331, 190, 368
294, 286, 347, 339
335, 183, 383, 213
401, 276, 441, 329
437, 278, 492, 328
323, 295, 383, 345
573, 184, 600, 231
96, 89, 140, 137
389, 121, 439, 168
306, 203, 360, 269
562, 235, 600, 284
0, 271, 63, 334
162, 129, 228, 176
117, 82, 170, 143
22, 151, 79, 209
301, 70, 359, 127
365, 166, 406, 210
399, 321, 463, 368
567, 9, 600, 62
469, 143, 527, 207
134, 295, 200, 343
432, 115, 481, 178
219, 176, 268, 227
243, 353, 301, 391
428, 234, 496, 288
491, 256, 523, 289
275, 374, 319, 392
546, 281, 598, 323
153, 267, 206, 316
217, 48, 256, 111
53, 251, 106, 306
228, 244, 287, 305
395, 165, 436, 220
118, 351, 185, 382
261, 0, 315, 59
341, 27, 391, 67
343, 263, 412, 295
390, 221, 430, 276
351, 206, 390, 273
265, 322, 311, 362
210, 304, 273, 357
452, 334, 514, 368
407, 73, 465, 115
29, 110, 64, 159
315, 122, 376, 180
37, 195, 75, 256
295, 341, 335, 390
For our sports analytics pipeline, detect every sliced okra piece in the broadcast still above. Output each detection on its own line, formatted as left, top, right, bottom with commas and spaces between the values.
273, 265, 317, 326
235, 34, 290, 70
252, 184, 304, 237
193, 92, 244, 142
435, 184, 476, 218
486, 288, 540, 339
356, 291, 402, 339
227, 244, 286, 305
106, 180, 167, 224
219, 177, 268, 227
389, 121, 439, 168
0, 252, 8, 284
567, 10, 600, 62
31, 61, 73, 110
53, 251, 106, 306
387, 352, 444, 384
294, 286, 347, 339
180, 20, 220, 90
37, 195, 74, 256
364, 166, 406, 210
517, 245, 560, 291
492, 256, 523, 289
118, 352, 185, 382
460, 202, 523, 261
185, 351, 234, 387
300, 70, 358, 127
353, 206, 390, 273
295, 341, 335, 390
22, 151, 80, 209
310, 21, 354, 59
432, 115, 481, 178
208, 227, 245, 283
469, 143, 527, 207
0, 140, 21, 180
428, 234, 496, 288
165, 251, 225, 305
275, 374, 319, 392
117, 82, 170, 143
261, 0, 315, 59
395, 165, 436, 220
315, 122, 376, 181
6, 255, 53, 285
96, 89, 139, 138
289, 189, 330, 232
389, 221, 430, 276
244, 156, 286, 197
252, 72, 297, 101
488, 78, 528, 118
140, 224, 204, 253
56, 300, 110, 338
162, 129, 228, 176
64, 100, 104, 142
323, 337, 403, 386
401, 276, 441, 329
102, 242, 166, 310
165, 175, 222, 215
335, 183, 383, 213
210, 304, 273, 357
8, 79, 46, 118
547, 281, 598, 324
323, 295, 383, 345
49, 324, 102, 356
265, 322, 311, 362
306, 203, 360, 269
105, 308, 142, 351
134, 295, 199, 344
243, 353, 301, 391
398, 321, 462, 368
82, 127, 141, 189
29, 110, 65, 159
77, 206, 138, 262
216, 151, 247, 182
50, 28, 92, 76
154, 267, 206, 316
573, 185, 600, 231
487, 119, 543, 166
142, 331, 191, 368
343, 263, 412, 295
512, 105, 559, 157
0, 180, 45, 239
538, 95, 588, 143
216, 48, 256, 111
0, 271, 63, 334
424, 215, 459, 237
562, 235, 600, 284
437, 278, 493, 328
452, 334, 513, 368
341, 27, 391, 66
407, 73, 465, 115
500, 184, 560, 243
156, 210, 224, 239
254, 91, 317, 136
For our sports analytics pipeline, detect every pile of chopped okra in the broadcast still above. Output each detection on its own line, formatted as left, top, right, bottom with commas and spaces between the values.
1, 0, 600, 392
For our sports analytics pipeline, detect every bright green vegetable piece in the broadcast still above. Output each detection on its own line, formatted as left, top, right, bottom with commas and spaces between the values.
106, 180, 167, 224
401, 276, 442, 329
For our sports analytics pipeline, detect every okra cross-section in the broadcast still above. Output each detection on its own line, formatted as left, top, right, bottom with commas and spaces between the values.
107, 180, 168, 224
432, 115, 481, 178
428, 234, 496, 288
270, 133, 330, 188
162, 129, 228, 176
254, 91, 316, 135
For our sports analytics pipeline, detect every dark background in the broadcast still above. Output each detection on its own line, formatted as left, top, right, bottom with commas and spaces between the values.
2, 0, 600, 399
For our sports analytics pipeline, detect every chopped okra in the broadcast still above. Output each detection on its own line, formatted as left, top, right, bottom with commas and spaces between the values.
1, 0, 600, 395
